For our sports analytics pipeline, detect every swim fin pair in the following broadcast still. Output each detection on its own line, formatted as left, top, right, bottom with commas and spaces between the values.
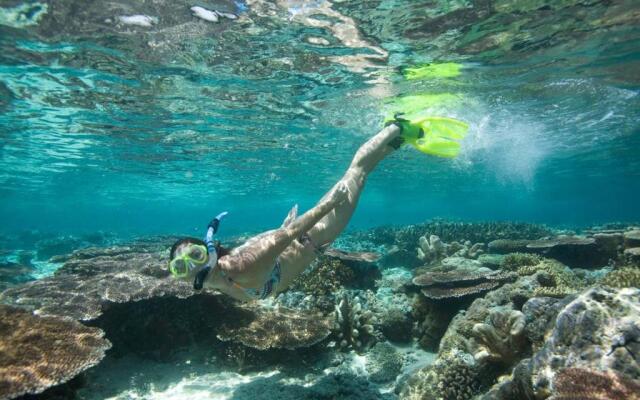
386, 114, 468, 158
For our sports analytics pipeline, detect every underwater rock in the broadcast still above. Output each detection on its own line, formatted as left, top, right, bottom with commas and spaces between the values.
526, 236, 611, 268
217, 305, 332, 351
0, 248, 193, 320
471, 307, 527, 365
519, 287, 640, 398
365, 342, 404, 384
0, 304, 111, 400
521, 296, 575, 353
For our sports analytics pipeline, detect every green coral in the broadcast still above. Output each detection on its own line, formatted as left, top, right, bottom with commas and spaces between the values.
600, 267, 640, 288
516, 260, 584, 298
501, 253, 542, 271
290, 256, 354, 296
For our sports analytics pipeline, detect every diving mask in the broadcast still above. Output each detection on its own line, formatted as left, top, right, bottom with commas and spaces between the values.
169, 244, 208, 277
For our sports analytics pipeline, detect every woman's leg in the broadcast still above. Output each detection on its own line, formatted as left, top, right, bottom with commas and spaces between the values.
218, 124, 401, 282
307, 124, 401, 245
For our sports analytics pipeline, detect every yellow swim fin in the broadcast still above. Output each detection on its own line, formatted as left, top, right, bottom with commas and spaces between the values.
386, 115, 469, 158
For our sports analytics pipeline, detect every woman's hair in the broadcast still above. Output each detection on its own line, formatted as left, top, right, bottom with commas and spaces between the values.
169, 237, 230, 259
169, 237, 206, 259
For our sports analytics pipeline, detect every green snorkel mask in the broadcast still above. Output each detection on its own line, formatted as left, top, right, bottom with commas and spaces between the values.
169, 244, 208, 278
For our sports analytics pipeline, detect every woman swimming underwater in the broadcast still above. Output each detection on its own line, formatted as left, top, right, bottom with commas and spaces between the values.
168, 115, 468, 302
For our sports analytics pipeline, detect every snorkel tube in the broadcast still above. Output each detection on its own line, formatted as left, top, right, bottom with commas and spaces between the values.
193, 211, 228, 290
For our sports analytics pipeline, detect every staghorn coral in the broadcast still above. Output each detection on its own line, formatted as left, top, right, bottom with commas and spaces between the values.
333, 293, 379, 351
217, 305, 332, 351
550, 367, 640, 400
472, 307, 527, 365
290, 256, 355, 296
600, 266, 640, 288
501, 252, 542, 271
0, 304, 111, 399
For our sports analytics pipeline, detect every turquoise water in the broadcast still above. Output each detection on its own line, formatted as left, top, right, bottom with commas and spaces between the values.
1, 0, 639, 239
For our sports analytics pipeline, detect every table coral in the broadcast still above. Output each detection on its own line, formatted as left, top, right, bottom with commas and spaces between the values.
0, 304, 111, 399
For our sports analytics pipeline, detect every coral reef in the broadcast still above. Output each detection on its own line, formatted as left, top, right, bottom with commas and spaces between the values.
417, 235, 485, 263
500, 252, 542, 271
515, 259, 584, 298
365, 342, 404, 383
625, 247, 640, 265
333, 292, 380, 351
413, 269, 516, 301
471, 307, 527, 365
624, 230, 640, 248
549, 368, 640, 400
495, 287, 640, 399
400, 349, 481, 400
217, 305, 332, 351
0, 304, 111, 399
488, 239, 532, 254
0, 246, 193, 320
600, 266, 640, 288
290, 256, 355, 296
526, 236, 611, 268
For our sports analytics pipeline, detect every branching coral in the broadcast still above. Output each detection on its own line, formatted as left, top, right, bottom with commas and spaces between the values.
549, 368, 640, 400
333, 293, 379, 351
600, 267, 640, 288
472, 307, 527, 365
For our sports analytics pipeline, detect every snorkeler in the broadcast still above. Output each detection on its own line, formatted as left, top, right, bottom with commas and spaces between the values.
168, 114, 468, 301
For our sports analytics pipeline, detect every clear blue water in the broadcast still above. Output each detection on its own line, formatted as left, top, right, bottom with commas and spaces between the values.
1, 0, 639, 239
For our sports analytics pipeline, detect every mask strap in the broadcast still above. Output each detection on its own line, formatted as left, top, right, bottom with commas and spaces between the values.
193, 266, 211, 290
